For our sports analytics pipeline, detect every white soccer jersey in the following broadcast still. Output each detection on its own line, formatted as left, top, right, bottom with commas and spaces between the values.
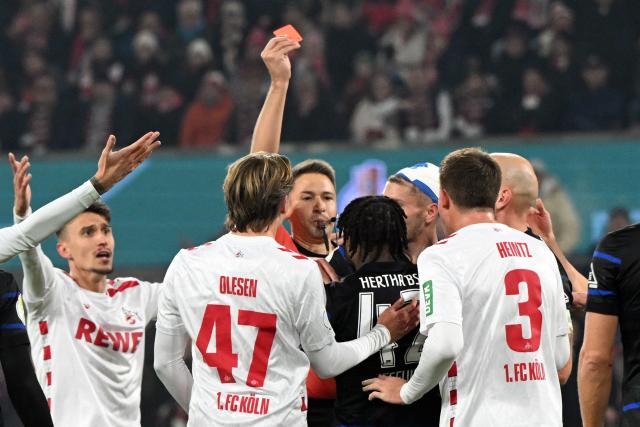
157, 233, 335, 426
417, 223, 568, 427
21, 247, 161, 427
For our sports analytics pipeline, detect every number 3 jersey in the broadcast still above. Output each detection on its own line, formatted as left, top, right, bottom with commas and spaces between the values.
417, 223, 568, 427
327, 260, 440, 426
157, 233, 336, 426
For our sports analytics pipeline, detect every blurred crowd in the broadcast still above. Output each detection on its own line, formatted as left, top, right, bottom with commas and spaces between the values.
1, 0, 640, 153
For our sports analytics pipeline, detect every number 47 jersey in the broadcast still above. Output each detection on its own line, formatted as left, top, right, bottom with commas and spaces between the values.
157, 233, 336, 426
417, 223, 568, 427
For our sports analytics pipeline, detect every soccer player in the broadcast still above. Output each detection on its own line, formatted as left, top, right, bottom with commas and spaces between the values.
327, 196, 440, 426
578, 222, 640, 427
363, 148, 570, 427
492, 153, 587, 309
10, 132, 162, 427
0, 270, 53, 426
154, 152, 418, 426
382, 162, 440, 263
0, 133, 159, 263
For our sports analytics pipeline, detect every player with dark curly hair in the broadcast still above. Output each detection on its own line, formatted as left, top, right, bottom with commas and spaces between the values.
327, 196, 440, 427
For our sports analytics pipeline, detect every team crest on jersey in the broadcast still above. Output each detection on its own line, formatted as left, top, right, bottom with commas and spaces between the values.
122, 308, 142, 325
587, 263, 598, 289
422, 280, 434, 316
234, 250, 244, 258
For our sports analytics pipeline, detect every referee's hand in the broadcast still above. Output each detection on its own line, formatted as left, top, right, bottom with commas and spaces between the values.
377, 298, 419, 343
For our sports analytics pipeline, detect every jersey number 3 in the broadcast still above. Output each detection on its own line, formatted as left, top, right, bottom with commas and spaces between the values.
504, 269, 543, 352
196, 304, 277, 387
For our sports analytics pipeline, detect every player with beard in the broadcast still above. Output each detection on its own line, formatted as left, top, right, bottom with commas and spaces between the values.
363, 148, 570, 427
381, 163, 440, 263
10, 133, 163, 427
327, 196, 440, 427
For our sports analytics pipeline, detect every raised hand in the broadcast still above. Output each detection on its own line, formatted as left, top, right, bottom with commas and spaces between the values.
8, 153, 32, 217
260, 36, 301, 85
527, 198, 554, 240
93, 132, 161, 192
376, 298, 419, 343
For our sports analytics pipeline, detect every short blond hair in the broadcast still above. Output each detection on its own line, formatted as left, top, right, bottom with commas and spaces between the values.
223, 152, 293, 232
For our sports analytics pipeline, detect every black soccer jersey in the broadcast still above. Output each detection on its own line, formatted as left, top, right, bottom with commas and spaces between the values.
327, 260, 440, 427
587, 224, 640, 424
0, 270, 28, 349
525, 228, 573, 308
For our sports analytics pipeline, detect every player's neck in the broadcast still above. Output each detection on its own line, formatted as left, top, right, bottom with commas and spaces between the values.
448, 210, 496, 234
408, 228, 438, 263
69, 267, 107, 293
292, 234, 327, 256
352, 251, 395, 270
496, 210, 528, 233
232, 221, 280, 239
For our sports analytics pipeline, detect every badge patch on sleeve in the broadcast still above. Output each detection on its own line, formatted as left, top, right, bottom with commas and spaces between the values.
422, 280, 434, 316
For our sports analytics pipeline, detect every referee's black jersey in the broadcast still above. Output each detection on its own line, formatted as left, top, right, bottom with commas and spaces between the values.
587, 223, 640, 422
0, 271, 29, 349
326, 260, 440, 427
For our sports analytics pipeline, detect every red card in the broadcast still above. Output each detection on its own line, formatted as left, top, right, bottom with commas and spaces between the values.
273, 24, 303, 42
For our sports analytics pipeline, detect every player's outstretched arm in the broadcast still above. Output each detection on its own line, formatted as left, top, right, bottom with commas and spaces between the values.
154, 330, 192, 412
0, 133, 160, 263
9, 154, 58, 305
578, 312, 618, 427
306, 296, 419, 379
249, 37, 300, 154
363, 321, 463, 405
528, 198, 587, 307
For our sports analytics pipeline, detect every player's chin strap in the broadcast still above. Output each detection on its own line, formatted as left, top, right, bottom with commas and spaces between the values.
399, 322, 463, 405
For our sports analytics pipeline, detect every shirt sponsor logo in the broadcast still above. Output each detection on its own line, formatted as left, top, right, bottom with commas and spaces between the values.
422, 280, 433, 317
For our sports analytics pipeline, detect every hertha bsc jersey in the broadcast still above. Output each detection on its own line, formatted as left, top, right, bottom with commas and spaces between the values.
157, 233, 336, 426
20, 247, 161, 427
417, 223, 568, 427
327, 260, 440, 426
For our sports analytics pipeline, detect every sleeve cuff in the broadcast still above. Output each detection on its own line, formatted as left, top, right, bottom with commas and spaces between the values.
79, 180, 101, 205
13, 206, 33, 224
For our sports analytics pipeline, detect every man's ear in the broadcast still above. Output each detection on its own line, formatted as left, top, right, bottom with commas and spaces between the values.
425, 202, 438, 224
495, 187, 512, 211
439, 189, 450, 210
56, 242, 72, 261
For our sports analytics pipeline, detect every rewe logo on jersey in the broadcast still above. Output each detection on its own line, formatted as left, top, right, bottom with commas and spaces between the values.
422, 280, 434, 316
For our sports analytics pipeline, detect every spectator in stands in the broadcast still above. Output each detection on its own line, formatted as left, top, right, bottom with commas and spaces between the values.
451, 64, 494, 139
211, 0, 247, 75
179, 71, 233, 147
172, 38, 216, 102
491, 20, 536, 105
535, 2, 575, 58
350, 72, 401, 147
490, 66, 562, 134
283, 73, 337, 143
564, 54, 624, 131
379, 0, 429, 81
398, 65, 452, 144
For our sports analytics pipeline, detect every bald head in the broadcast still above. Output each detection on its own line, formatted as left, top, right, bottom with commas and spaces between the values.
491, 153, 538, 214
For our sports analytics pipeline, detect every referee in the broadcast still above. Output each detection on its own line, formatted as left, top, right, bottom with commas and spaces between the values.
0, 270, 52, 426
578, 222, 640, 427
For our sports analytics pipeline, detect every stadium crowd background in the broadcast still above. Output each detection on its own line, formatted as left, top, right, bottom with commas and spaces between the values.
2, 0, 640, 151
0, 0, 639, 426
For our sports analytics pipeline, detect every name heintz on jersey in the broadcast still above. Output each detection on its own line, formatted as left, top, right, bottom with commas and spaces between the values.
359, 272, 419, 289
